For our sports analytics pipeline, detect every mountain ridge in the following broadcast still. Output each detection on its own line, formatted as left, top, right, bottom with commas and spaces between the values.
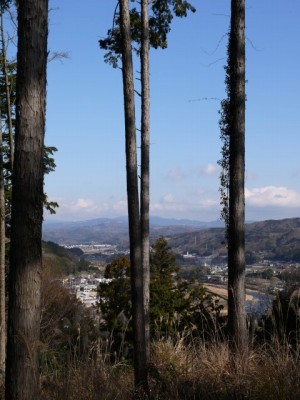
43, 216, 300, 262
43, 215, 225, 229
42, 216, 225, 245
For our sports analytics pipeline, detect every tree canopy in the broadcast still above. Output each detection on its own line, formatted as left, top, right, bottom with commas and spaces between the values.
99, 0, 195, 68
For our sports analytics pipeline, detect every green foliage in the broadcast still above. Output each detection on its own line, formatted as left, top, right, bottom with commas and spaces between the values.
280, 267, 300, 287
247, 268, 274, 280
43, 145, 59, 214
99, 0, 196, 68
0, 56, 16, 188
0, 39, 59, 219
68, 246, 84, 257
186, 284, 224, 337
98, 238, 225, 357
0, 1, 12, 11
218, 39, 230, 234
150, 237, 190, 334
0, 57, 16, 122
261, 268, 274, 280
272, 247, 300, 263
179, 265, 211, 280
43, 241, 90, 276
245, 250, 259, 265
43, 145, 58, 174
98, 256, 132, 356
100, 256, 132, 325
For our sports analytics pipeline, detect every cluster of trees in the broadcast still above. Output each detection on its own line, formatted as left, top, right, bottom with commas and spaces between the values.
100, 0, 247, 392
98, 237, 223, 357
0, 0, 248, 398
100, 0, 196, 389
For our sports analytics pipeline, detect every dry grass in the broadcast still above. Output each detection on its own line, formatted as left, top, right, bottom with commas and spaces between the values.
0, 340, 297, 399
149, 338, 300, 400
2, 278, 299, 399
38, 337, 300, 400
41, 359, 134, 400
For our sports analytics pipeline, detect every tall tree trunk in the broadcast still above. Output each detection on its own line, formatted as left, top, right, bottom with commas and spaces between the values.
0, 108, 5, 382
0, 10, 14, 170
140, 0, 150, 363
119, 0, 148, 393
227, 0, 247, 356
5, 1, 48, 399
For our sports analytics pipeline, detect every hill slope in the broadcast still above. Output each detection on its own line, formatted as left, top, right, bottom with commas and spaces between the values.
168, 218, 300, 262
43, 217, 223, 246
43, 241, 89, 276
43, 217, 300, 262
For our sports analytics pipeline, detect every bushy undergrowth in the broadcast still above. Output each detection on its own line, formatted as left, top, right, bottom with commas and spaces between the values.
39, 278, 300, 400
1, 295, 298, 399
40, 335, 300, 400
2, 257, 300, 399
41, 359, 134, 400
150, 339, 300, 399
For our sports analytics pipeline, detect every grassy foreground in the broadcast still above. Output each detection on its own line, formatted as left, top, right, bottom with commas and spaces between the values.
39, 337, 300, 400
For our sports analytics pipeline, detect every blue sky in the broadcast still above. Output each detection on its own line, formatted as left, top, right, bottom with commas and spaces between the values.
41, 0, 300, 222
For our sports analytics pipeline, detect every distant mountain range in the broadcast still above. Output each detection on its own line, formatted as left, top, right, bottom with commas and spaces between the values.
43, 217, 300, 262
43, 216, 224, 246
43, 216, 224, 229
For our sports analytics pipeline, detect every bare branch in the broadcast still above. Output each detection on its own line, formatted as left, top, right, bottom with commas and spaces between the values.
200, 33, 227, 56
189, 97, 221, 103
200, 57, 226, 67
47, 51, 70, 63
246, 36, 263, 52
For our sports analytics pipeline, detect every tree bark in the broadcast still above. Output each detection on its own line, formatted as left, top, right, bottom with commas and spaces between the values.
140, 0, 150, 363
227, 0, 247, 356
0, 108, 5, 382
119, 0, 148, 393
5, 1, 48, 399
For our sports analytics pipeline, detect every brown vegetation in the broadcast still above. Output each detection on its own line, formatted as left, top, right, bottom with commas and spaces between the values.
38, 336, 300, 400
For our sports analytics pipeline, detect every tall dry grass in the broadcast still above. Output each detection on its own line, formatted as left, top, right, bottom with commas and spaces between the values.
41, 359, 134, 400
38, 333, 300, 400
40, 285, 300, 399
149, 337, 300, 399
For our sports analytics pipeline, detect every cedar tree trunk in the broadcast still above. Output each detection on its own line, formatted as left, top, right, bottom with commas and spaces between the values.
0, 108, 5, 381
227, 0, 248, 356
140, 0, 150, 363
119, 0, 148, 392
5, 1, 48, 399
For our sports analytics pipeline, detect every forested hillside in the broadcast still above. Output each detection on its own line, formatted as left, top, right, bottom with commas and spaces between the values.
44, 217, 300, 262
169, 217, 300, 261
43, 241, 90, 276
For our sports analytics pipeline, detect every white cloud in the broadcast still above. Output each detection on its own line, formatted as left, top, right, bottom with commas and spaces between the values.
245, 186, 300, 207
150, 192, 219, 219
47, 185, 300, 223
112, 199, 128, 212
198, 163, 218, 176
162, 193, 176, 203
45, 197, 127, 221
167, 168, 185, 182
73, 198, 95, 210
194, 198, 219, 208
